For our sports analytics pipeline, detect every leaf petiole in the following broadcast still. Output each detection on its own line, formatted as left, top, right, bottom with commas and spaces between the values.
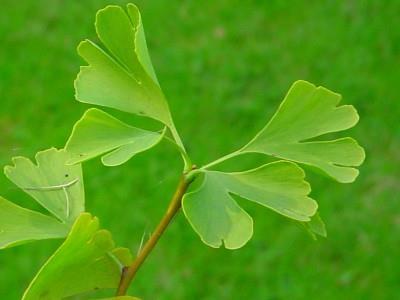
200, 150, 243, 170
164, 126, 192, 171
116, 174, 194, 295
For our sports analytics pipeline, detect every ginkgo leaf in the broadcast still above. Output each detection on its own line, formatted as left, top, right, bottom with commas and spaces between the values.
183, 161, 317, 249
65, 108, 165, 166
96, 3, 158, 84
75, 4, 173, 127
4, 148, 84, 224
240, 80, 365, 183
0, 148, 84, 249
0, 196, 68, 249
22, 213, 132, 300
126, 4, 158, 85
183, 173, 253, 249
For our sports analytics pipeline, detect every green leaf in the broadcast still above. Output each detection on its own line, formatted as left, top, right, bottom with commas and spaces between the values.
96, 3, 158, 84
0, 148, 84, 249
183, 161, 317, 249
0, 196, 68, 249
23, 213, 132, 300
126, 4, 158, 84
183, 173, 253, 249
65, 108, 165, 166
4, 148, 84, 224
75, 4, 172, 126
304, 212, 327, 239
241, 80, 365, 183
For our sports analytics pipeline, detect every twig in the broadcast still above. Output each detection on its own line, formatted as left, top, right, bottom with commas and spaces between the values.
116, 173, 195, 296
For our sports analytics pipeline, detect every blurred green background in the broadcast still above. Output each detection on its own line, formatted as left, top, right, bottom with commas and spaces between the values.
0, 0, 399, 299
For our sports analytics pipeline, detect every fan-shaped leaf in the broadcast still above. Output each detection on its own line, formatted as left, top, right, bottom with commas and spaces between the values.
96, 3, 157, 84
183, 161, 317, 249
23, 213, 132, 300
4, 148, 84, 224
65, 108, 165, 166
183, 174, 253, 249
241, 80, 365, 183
75, 4, 172, 126
0, 196, 68, 249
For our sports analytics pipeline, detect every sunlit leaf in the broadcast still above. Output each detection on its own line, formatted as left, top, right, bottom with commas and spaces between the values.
75, 4, 172, 126
0, 196, 68, 249
240, 80, 365, 183
65, 108, 165, 166
4, 148, 84, 224
0, 148, 83, 249
126, 4, 158, 84
96, 3, 158, 84
23, 213, 132, 300
183, 161, 317, 249
183, 173, 253, 249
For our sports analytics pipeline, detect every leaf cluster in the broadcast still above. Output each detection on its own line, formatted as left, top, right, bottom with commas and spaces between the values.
0, 3, 365, 298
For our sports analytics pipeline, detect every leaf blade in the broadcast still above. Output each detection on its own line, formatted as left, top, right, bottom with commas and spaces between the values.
75, 5, 172, 126
0, 196, 68, 249
183, 174, 253, 249
126, 3, 158, 83
223, 161, 317, 221
4, 148, 84, 224
241, 80, 365, 183
22, 213, 132, 300
183, 161, 317, 249
95, 5, 142, 75
65, 108, 165, 166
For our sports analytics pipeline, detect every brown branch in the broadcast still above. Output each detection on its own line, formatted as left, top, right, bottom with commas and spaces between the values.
116, 172, 194, 296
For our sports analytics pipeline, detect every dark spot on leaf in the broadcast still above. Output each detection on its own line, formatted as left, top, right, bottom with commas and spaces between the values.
65, 174, 69, 178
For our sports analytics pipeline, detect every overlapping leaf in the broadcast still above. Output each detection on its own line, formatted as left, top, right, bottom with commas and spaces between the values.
240, 80, 365, 183
75, 3, 173, 127
0, 148, 84, 249
0, 197, 68, 249
66, 108, 165, 166
23, 213, 132, 299
4, 148, 84, 224
183, 161, 317, 249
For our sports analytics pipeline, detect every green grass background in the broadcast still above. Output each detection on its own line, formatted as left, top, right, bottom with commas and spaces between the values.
0, 0, 399, 299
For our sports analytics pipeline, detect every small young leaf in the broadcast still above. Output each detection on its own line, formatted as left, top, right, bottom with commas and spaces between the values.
240, 80, 365, 183
22, 213, 132, 300
75, 4, 172, 126
4, 148, 84, 224
0, 196, 68, 249
65, 108, 165, 166
183, 161, 317, 249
